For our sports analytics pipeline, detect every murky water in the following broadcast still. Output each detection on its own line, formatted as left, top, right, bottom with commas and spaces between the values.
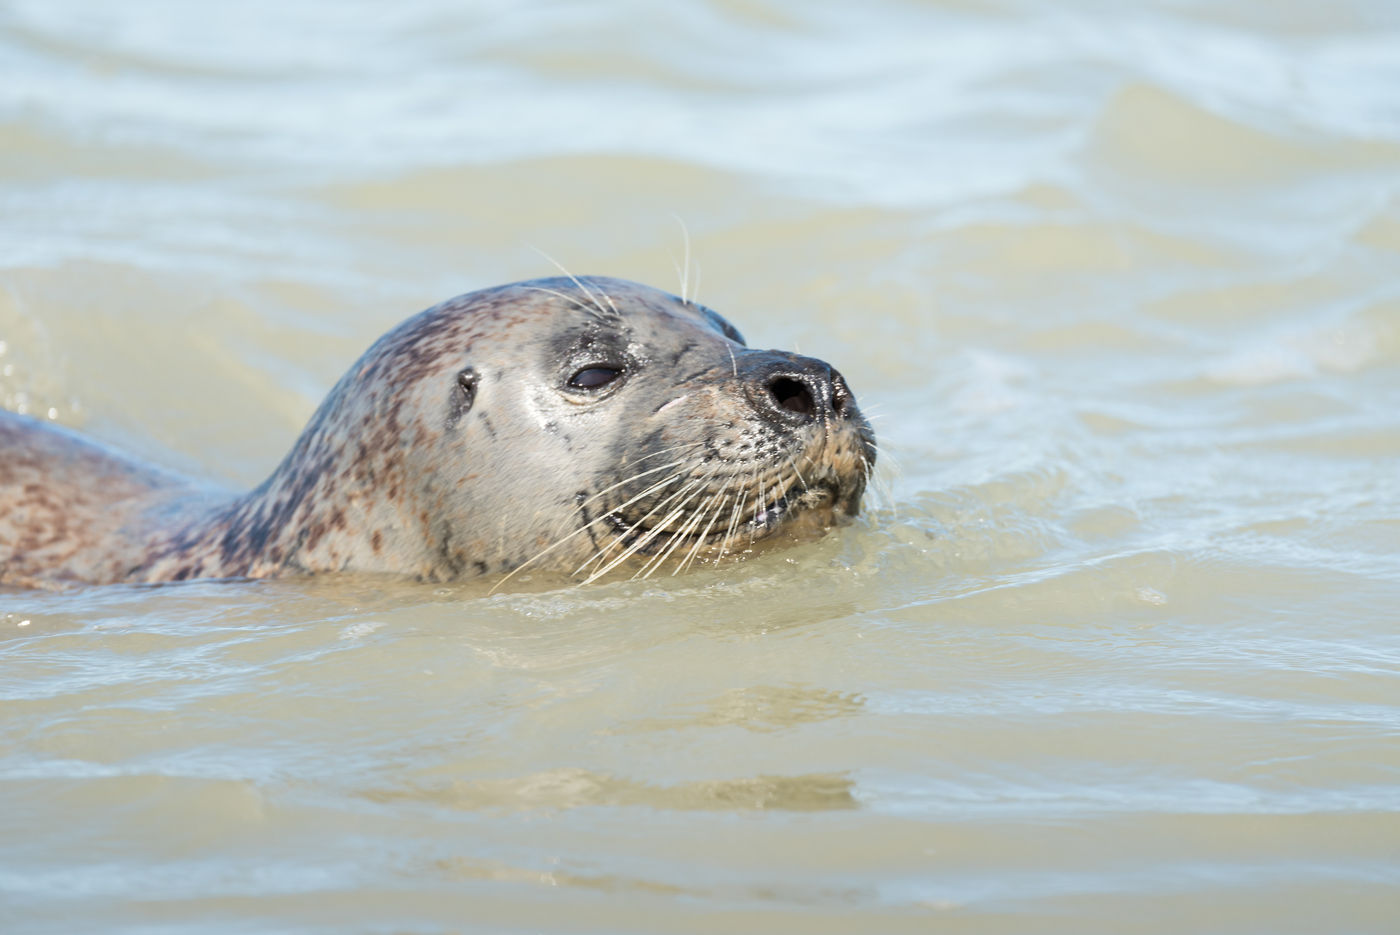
3, 1, 1399, 932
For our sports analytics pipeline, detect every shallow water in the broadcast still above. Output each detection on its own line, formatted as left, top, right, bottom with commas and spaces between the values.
3, 1, 1400, 932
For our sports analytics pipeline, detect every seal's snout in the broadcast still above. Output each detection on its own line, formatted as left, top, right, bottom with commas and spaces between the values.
747, 352, 851, 427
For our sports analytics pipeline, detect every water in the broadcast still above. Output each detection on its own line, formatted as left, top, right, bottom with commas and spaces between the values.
3, 1, 1399, 932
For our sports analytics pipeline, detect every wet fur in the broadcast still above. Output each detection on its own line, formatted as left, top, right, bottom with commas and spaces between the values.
0, 278, 873, 589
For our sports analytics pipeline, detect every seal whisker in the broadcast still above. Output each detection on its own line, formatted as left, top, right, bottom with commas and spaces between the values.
636, 482, 716, 580
585, 465, 725, 583
523, 285, 604, 319
657, 483, 725, 574
681, 222, 691, 305
584, 492, 692, 583
671, 493, 720, 575
613, 440, 709, 472
526, 246, 615, 321
489, 463, 696, 594
575, 479, 693, 577
720, 487, 749, 561
872, 464, 898, 519
753, 471, 767, 544
860, 436, 898, 518
594, 466, 710, 543
669, 250, 686, 305
575, 468, 712, 580
565, 456, 696, 526
674, 478, 736, 575
785, 453, 811, 492
633, 511, 693, 579
668, 213, 693, 305
599, 289, 620, 317
532, 457, 694, 564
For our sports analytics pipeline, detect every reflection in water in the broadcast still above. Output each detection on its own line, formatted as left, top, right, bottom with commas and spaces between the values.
3, 0, 1399, 932
618, 685, 867, 733
368, 768, 858, 812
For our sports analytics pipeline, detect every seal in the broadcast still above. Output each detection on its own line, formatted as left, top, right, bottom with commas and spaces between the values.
0, 276, 875, 589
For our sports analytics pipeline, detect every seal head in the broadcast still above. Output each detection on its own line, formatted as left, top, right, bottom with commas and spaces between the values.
0, 277, 874, 587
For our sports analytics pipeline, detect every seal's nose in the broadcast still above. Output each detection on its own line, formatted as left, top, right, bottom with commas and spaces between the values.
767, 375, 818, 419
745, 352, 852, 426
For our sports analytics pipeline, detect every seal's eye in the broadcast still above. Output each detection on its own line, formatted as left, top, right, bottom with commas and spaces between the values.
568, 366, 622, 390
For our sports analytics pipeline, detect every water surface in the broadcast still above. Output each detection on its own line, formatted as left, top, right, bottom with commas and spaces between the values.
3, 1, 1399, 932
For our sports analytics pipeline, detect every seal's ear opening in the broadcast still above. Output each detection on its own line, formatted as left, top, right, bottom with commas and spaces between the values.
447, 367, 478, 428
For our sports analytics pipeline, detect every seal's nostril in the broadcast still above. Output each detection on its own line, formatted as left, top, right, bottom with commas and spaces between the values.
831, 373, 849, 416
768, 376, 816, 418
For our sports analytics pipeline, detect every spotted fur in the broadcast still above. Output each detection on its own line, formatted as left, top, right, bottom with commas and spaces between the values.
0, 278, 874, 589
